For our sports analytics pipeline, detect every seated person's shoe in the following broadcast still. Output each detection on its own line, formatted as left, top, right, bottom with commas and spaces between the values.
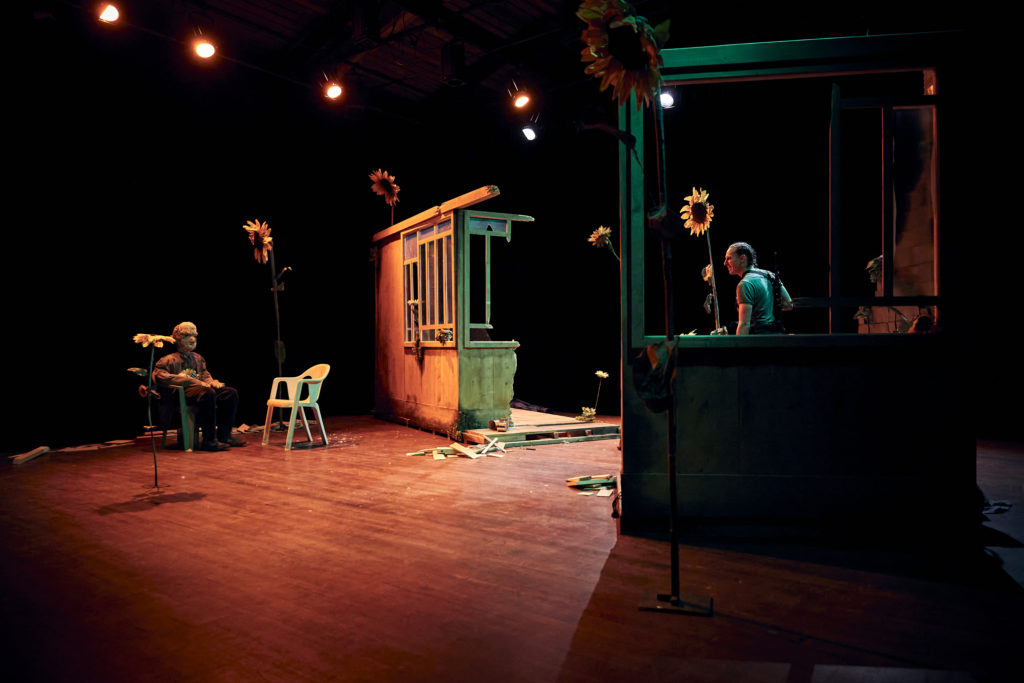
223, 436, 247, 447
200, 440, 230, 452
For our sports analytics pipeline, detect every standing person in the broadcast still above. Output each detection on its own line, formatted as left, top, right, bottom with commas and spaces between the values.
153, 321, 246, 451
723, 242, 793, 335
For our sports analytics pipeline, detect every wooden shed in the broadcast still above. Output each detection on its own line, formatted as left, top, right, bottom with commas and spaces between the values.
372, 186, 533, 434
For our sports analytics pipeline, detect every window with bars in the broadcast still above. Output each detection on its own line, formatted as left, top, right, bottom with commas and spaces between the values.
403, 219, 454, 343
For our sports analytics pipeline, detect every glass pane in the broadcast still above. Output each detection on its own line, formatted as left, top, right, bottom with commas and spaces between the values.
403, 232, 417, 261
427, 241, 436, 326
445, 235, 453, 325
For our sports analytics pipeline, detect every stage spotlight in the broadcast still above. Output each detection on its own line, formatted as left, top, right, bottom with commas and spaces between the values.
191, 29, 216, 59
97, 3, 120, 23
520, 112, 540, 142
194, 39, 215, 59
508, 79, 531, 110
660, 91, 675, 109
324, 81, 343, 100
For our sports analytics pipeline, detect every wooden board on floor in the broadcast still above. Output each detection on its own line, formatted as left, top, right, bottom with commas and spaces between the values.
462, 408, 620, 446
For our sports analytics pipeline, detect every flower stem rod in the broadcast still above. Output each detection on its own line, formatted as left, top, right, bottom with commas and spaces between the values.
269, 248, 283, 378
147, 346, 159, 489
705, 231, 721, 330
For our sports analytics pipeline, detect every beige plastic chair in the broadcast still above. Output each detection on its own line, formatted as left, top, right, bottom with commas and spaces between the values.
262, 364, 330, 450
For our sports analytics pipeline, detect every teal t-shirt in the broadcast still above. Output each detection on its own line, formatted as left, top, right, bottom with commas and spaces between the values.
737, 269, 777, 333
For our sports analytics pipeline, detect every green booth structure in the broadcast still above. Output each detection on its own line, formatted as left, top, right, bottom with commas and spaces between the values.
615, 32, 974, 541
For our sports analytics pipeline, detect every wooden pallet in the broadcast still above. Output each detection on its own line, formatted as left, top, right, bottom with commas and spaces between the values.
462, 409, 619, 448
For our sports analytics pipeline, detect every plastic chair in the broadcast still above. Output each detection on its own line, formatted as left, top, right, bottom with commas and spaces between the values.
169, 385, 198, 452
262, 364, 330, 450
142, 383, 197, 452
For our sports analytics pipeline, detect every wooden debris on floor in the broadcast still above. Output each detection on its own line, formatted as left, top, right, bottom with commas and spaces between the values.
9, 446, 49, 465
463, 409, 619, 448
406, 439, 507, 460
567, 473, 617, 496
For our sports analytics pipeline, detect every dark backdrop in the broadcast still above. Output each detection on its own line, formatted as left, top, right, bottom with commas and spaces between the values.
10, 7, 994, 454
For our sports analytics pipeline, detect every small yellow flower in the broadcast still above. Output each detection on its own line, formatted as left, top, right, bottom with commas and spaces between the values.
369, 169, 401, 207
680, 187, 714, 237
595, 370, 609, 379
243, 219, 273, 264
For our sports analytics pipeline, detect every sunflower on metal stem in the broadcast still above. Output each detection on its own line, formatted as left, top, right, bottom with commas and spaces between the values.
129, 333, 176, 490
369, 168, 401, 225
577, 0, 670, 110
681, 187, 724, 333
242, 218, 289, 383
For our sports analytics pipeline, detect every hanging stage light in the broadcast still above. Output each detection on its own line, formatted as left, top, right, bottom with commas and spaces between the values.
520, 112, 540, 142
508, 78, 531, 110
192, 28, 216, 59
97, 3, 120, 23
324, 81, 343, 100
660, 91, 675, 109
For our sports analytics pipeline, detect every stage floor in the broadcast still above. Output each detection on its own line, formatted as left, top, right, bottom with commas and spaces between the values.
1, 417, 1021, 682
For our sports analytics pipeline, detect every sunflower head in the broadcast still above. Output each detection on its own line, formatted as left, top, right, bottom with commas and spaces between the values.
369, 169, 401, 207
243, 219, 273, 264
588, 225, 613, 248
577, 1, 668, 110
680, 187, 714, 237
595, 370, 609, 379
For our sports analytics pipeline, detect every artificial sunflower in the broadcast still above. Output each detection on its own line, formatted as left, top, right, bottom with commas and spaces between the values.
680, 187, 714, 237
132, 333, 175, 348
577, 0, 669, 109
243, 219, 273, 264
369, 169, 400, 207
588, 225, 620, 262
588, 225, 612, 248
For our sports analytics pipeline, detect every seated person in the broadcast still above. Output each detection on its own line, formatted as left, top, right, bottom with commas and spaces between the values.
723, 242, 793, 335
153, 321, 245, 451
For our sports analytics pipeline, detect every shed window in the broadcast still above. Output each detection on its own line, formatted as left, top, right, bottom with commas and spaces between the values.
403, 219, 453, 343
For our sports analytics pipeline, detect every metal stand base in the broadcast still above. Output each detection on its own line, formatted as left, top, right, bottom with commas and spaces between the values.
640, 592, 714, 616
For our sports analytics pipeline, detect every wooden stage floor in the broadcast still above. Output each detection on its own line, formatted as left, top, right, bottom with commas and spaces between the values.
2, 417, 1021, 682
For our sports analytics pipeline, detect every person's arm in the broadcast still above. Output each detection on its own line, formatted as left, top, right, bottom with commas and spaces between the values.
779, 283, 793, 311
195, 355, 224, 389
152, 355, 178, 386
736, 303, 753, 335
735, 279, 753, 335
154, 354, 210, 389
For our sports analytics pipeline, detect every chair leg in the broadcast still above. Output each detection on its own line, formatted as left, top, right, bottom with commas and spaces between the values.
285, 408, 299, 451
299, 407, 313, 443
262, 406, 274, 445
313, 405, 328, 445
182, 410, 195, 453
